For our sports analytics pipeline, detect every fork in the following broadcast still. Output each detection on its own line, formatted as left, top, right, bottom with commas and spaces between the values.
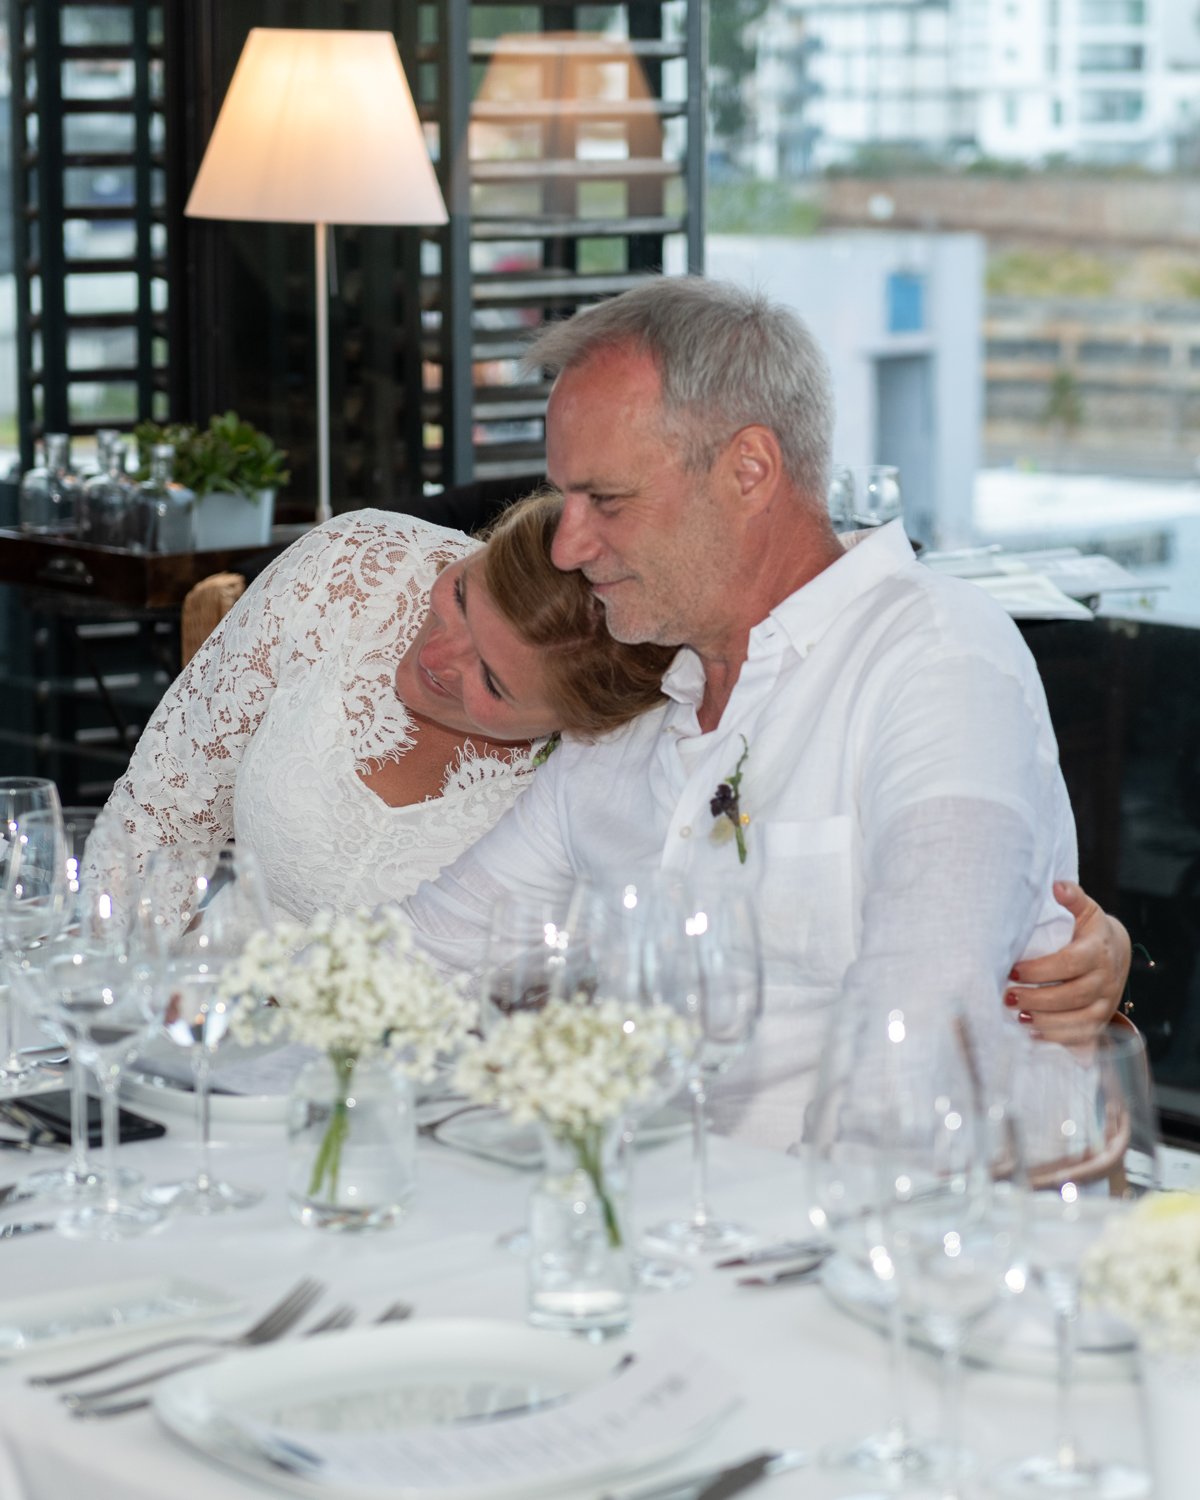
72, 1299, 416, 1420
62, 1302, 358, 1409
30, 1277, 323, 1388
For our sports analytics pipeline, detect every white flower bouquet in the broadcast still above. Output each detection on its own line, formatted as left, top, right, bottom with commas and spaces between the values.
453, 995, 691, 1247
223, 907, 471, 1199
1083, 1193, 1200, 1352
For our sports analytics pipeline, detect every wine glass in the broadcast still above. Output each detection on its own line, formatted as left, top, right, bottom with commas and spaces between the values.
853, 464, 903, 528
38, 878, 164, 1239
993, 1024, 1157, 1497
567, 877, 704, 1290
642, 887, 763, 1256
4, 807, 142, 1201
141, 842, 273, 1214
479, 892, 575, 1033
0, 776, 63, 1091
805, 996, 945, 1485
827, 464, 855, 530
882, 1017, 1027, 1498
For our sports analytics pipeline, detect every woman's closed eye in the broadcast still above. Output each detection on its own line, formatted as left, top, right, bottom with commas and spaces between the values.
454, 573, 506, 702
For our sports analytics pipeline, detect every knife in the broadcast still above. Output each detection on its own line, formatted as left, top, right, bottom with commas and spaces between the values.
604, 1448, 806, 1500
0, 1221, 54, 1241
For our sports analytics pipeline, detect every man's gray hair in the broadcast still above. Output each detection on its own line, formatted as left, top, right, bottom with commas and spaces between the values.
524, 276, 834, 500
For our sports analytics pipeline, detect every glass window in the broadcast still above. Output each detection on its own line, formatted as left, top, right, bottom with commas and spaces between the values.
1079, 90, 1145, 122
1079, 44, 1146, 73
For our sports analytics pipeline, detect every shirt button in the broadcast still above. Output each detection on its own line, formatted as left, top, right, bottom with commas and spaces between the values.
679, 825, 692, 838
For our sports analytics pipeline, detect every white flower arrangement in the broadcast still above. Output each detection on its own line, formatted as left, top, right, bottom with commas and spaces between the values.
1083, 1193, 1200, 1351
223, 906, 471, 1080
221, 907, 472, 1204
453, 994, 692, 1249
452, 994, 691, 1136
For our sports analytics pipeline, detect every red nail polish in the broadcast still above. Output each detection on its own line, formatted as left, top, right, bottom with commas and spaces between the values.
1004, 991, 1020, 1007
1017, 1011, 1033, 1025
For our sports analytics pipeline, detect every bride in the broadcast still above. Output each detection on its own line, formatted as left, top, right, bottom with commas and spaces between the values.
88, 489, 1129, 1026
86, 490, 673, 920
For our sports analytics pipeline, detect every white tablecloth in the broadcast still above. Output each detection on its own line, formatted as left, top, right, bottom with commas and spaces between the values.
0, 1096, 1148, 1500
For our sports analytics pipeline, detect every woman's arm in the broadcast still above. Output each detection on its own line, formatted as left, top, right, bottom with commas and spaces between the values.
1004, 879, 1132, 1042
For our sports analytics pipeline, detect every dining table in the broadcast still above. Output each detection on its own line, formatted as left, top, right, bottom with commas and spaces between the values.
0, 1078, 1153, 1500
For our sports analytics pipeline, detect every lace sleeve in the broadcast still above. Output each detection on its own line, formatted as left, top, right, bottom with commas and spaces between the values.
86, 515, 397, 890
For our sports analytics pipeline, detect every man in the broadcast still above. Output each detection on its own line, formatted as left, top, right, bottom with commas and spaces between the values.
405, 277, 1128, 1149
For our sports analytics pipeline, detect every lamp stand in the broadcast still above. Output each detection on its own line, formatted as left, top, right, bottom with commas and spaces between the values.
314, 220, 331, 525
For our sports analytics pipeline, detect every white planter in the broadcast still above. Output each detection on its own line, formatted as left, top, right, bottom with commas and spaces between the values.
1140, 1343, 1200, 1500
192, 487, 275, 550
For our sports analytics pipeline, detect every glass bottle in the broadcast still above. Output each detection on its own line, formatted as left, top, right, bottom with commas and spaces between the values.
137, 444, 195, 553
18, 433, 81, 535
78, 438, 137, 549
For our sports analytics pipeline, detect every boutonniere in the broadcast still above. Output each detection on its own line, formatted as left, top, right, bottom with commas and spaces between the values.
531, 731, 561, 768
709, 735, 750, 864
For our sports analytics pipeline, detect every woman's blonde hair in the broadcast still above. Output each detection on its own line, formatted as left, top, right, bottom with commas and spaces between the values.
480, 489, 675, 736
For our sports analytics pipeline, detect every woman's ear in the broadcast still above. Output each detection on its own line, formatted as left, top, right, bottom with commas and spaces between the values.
725, 425, 782, 515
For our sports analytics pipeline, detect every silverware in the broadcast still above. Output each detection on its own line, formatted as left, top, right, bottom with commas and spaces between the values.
603, 1449, 807, 1500
32, 1276, 324, 1389
715, 1239, 830, 1270
417, 1101, 486, 1138
0, 1181, 33, 1208
0, 1220, 54, 1241
736, 1249, 828, 1288
71, 1298, 417, 1420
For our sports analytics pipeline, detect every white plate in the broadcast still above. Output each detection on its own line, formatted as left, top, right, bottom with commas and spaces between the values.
154, 1319, 730, 1500
430, 1105, 691, 1170
821, 1252, 1135, 1380
122, 1036, 307, 1125
0, 1276, 241, 1362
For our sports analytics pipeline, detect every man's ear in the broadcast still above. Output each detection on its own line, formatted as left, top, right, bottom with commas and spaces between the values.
724, 425, 782, 515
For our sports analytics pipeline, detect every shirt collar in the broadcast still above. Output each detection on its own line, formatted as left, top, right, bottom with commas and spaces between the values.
659, 519, 916, 703
766, 519, 916, 658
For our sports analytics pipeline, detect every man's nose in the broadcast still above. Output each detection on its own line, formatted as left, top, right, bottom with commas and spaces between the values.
551, 494, 599, 573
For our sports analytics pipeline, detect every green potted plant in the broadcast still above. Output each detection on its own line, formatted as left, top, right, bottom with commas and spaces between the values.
135, 412, 290, 550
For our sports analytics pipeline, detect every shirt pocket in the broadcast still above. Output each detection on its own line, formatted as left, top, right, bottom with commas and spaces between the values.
757, 815, 856, 989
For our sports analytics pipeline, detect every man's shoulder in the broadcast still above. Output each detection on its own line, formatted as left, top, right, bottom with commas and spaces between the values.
876, 556, 1034, 672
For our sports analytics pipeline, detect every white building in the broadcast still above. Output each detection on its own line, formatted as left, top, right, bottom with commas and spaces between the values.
752, 0, 1199, 172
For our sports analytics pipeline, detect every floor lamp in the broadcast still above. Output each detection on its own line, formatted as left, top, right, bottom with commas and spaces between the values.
184, 28, 448, 524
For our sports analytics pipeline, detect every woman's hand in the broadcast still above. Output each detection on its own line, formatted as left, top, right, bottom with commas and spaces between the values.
1004, 880, 1132, 1042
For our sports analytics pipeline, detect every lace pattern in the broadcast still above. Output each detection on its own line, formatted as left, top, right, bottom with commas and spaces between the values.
87, 510, 535, 917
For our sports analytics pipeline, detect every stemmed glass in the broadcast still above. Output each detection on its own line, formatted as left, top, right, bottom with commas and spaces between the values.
5, 807, 142, 1201
0, 776, 63, 1091
141, 842, 273, 1214
853, 464, 903, 527
882, 1017, 1027, 1499
993, 1024, 1157, 1497
479, 893, 575, 1033
37, 877, 164, 1239
567, 877, 704, 1289
642, 888, 763, 1256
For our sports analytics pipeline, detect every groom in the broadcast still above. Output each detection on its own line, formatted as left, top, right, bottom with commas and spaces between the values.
403, 277, 1127, 1149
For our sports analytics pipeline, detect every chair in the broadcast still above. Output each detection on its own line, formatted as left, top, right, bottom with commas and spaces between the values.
180, 572, 245, 667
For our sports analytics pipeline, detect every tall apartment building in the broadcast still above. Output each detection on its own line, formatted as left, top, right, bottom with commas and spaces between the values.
752, 0, 1199, 173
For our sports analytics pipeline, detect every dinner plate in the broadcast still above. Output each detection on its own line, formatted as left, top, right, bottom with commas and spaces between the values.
430, 1105, 691, 1169
154, 1319, 734, 1500
0, 1277, 240, 1362
122, 1037, 312, 1125
821, 1252, 1135, 1380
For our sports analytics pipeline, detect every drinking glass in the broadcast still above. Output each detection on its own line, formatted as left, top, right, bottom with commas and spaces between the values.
827, 464, 855, 530
642, 888, 763, 1256
853, 464, 903, 528
805, 996, 946, 1484
0, 776, 63, 1091
883, 1018, 1027, 1498
567, 877, 704, 1289
141, 843, 273, 1214
4, 808, 141, 1201
38, 879, 164, 1239
993, 1024, 1157, 1497
479, 893, 575, 1033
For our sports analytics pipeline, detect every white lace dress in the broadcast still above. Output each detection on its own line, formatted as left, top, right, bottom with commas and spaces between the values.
87, 510, 536, 920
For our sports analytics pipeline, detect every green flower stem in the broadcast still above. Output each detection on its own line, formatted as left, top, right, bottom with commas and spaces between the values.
308, 1047, 357, 1201
571, 1124, 623, 1250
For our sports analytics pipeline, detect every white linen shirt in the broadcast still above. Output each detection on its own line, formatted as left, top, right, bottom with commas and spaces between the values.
404, 521, 1078, 1150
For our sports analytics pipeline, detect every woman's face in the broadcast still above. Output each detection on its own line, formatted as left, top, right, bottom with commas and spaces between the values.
394, 555, 560, 743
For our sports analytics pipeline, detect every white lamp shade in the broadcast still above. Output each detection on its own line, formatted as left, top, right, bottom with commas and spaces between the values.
185, 28, 448, 227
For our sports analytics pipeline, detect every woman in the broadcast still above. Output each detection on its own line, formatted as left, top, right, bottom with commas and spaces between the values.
88, 492, 1129, 1026
87, 491, 673, 921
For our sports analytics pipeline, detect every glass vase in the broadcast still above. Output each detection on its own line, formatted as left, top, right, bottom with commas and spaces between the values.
1139, 1339, 1200, 1500
527, 1121, 632, 1336
286, 1050, 415, 1231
